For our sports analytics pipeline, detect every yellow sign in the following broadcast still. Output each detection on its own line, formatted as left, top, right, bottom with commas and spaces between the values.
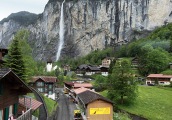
90, 107, 110, 115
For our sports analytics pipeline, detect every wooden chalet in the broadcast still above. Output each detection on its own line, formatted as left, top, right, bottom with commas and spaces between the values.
146, 74, 172, 85
77, 90, 113, 120
70, 87, 93, 103
76, 64, 88, 76
0, 68, 33, 120
29, 76, 57, 95
76, 64, 101, 76
85, 66, 100, 75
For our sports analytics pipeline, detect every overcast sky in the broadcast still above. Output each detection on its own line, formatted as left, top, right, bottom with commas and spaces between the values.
0, 0, 49, 21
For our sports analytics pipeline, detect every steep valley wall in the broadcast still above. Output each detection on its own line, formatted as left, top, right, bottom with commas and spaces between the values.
0, 0, 172, 61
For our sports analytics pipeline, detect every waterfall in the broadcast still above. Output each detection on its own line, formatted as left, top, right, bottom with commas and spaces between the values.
56, 0, 65, 61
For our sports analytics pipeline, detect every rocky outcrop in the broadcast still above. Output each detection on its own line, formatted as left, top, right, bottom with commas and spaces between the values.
0, 0, 172, 61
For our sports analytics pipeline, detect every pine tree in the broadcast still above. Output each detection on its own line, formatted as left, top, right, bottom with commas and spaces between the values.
6, 31, 27, 82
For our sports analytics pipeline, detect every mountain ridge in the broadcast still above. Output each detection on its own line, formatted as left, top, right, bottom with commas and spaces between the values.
0, 0, 172, 61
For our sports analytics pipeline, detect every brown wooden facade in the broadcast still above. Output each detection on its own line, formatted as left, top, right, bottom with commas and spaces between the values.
87, 100, 113, 120
77, 90, 113, 120
29, 76, 57, 95
0, 68, 31, 120
146, 74, 172, 85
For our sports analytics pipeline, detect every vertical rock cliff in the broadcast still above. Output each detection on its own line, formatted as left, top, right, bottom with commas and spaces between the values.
0, 0, 172, 61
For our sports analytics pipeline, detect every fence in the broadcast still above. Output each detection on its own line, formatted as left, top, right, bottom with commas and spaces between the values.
16, 108, 32, 120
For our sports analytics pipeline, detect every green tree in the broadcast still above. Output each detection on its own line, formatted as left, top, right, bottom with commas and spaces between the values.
139, 48, 170, 75
146, 48, 170, 74
107, 59, 137, 104
108, 59, 116, 74
94, 75, 107, 91
6, 31, 27, 82
17, 30, 37, 80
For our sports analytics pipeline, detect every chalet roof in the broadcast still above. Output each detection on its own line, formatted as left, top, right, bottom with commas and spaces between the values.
74, 83, 93, 88
147, 74, 172, 78
64, 81, 75, 86
0, 68, 10, 78
19, 97, 42, 111
86, 66, 100, 71
78, 90, 113, 105
99, 66, 109, 69
0, 68, 32, 92
64, 82, 93, 88
72, 87, 89, 94
102, 57, 114, 60
31, 76, 57, 83
77, 64, 89, 69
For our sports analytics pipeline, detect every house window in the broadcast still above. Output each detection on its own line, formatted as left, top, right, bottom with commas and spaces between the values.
160, 82, 164, 84
37, 82, 44, 87
37, 88, 44, 92
0, 109, 3, 120
48, 91, 53, 95
49, 84, 53, 89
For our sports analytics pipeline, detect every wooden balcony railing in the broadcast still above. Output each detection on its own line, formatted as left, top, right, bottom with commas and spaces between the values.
16, 108, 32, 120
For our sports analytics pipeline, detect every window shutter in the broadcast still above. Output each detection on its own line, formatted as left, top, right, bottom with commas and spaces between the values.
4, 107, 9, 120
13, 103, 18, 116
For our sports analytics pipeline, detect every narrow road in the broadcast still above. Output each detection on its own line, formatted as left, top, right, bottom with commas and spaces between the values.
53, 88, 77, 120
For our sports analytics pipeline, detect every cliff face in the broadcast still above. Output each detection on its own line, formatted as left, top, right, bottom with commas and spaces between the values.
0, 0, 172, 61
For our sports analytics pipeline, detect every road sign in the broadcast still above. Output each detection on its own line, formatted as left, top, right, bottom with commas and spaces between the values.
90, 107, 110, 115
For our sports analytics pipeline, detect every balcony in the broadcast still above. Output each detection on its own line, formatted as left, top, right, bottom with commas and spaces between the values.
9, 95, 42, 120
16, 108, 32, 120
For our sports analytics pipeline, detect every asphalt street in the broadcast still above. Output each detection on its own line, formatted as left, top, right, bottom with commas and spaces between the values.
53, 88, 77, 120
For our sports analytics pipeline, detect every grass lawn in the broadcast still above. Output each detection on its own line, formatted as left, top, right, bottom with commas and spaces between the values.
42, 95, 58, 115
119, 86, 172, 120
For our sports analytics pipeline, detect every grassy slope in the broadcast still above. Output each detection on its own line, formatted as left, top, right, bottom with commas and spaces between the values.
42, 95, 58, 115
119, 86, 172, 120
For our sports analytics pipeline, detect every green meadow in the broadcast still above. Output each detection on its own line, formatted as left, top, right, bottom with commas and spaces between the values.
119, 86, 172, 120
